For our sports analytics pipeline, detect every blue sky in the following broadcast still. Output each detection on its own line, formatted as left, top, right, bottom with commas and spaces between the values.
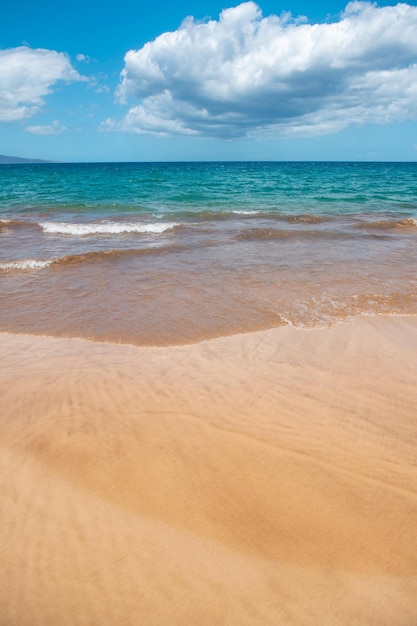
1, 0, 417, 161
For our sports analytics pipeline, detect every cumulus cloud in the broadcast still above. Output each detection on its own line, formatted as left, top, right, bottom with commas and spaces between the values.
106, 1, 417, 138
25, 120, 67, 135
0, 46, 84, 122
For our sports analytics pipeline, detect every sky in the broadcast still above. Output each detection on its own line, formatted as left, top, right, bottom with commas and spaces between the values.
1, 0, 417, 162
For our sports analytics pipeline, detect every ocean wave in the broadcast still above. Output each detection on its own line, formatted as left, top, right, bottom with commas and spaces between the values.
287, 214, 328, 224
58, 246, 187, 265
234, 227, 344, 242
158, 209, 328, 223
236, 228, 297, 241
235, 223, 412, 243
356, 217, 417, 231
0, 218, 35, 230
229, 211, 329, 224
0, 245, 188, 272
0, 258, 55, 271
40, 221, 179, 236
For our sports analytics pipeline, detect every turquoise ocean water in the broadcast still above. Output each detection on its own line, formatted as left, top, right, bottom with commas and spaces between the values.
1, 162, 416, 345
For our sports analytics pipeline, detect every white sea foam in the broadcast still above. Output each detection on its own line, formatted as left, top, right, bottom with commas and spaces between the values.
232, 210, 259, 216
0, 259, 54, 271
40, 221, 178, 235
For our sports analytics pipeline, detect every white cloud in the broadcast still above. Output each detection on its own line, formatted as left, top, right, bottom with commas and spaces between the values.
107, 1, 417, 138
94, 84, 110, 94
0, 46, 84, 122
25, 120, 67, 135
76, 53, 92, 63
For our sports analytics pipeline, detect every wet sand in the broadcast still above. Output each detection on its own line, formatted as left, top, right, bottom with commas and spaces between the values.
1, 316, 417, 625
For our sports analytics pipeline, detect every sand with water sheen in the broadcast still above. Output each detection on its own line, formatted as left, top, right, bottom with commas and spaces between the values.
1, 316, 417, 625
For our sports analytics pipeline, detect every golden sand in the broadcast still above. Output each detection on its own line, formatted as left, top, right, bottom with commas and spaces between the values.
1, 316, 417, 625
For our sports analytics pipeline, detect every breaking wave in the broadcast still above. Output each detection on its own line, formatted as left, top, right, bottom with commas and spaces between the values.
0, 259, 55, 271
40, 221, 179, 235
0, 245, 187, 272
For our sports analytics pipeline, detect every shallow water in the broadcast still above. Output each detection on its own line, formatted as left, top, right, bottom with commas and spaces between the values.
1, 161, 416, 345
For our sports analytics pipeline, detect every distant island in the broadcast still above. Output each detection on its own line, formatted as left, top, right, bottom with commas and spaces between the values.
0, 154, 50, 164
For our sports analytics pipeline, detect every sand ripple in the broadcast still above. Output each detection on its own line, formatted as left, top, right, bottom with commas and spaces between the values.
1, 317, 417, 624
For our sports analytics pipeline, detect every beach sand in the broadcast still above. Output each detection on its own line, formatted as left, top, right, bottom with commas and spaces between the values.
1, 316, 417, 625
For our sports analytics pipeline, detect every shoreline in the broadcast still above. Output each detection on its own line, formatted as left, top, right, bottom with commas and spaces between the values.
1, 315, 417, 624
2, 310, 417, 349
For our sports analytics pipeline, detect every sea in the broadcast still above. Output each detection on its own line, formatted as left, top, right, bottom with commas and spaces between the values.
1, 161, 416, 345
